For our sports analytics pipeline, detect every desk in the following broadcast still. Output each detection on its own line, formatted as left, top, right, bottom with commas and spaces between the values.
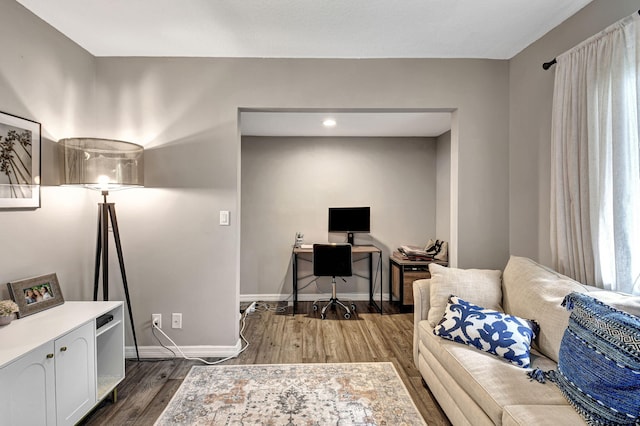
292, 245, 384, 314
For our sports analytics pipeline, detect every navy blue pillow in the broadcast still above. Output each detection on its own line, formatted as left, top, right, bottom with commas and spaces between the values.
550, 292, 640, 425
434, 295, 538, 368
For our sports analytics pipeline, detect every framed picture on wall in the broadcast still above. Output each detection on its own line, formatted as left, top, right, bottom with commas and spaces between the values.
0, 111, 41, 209
7, 273, 65, 318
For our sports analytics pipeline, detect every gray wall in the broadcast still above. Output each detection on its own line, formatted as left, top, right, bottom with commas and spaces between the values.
90, 57, 510, 347
0, 0, 97, 302
0, 46, 509, 348
241, 136, 439, 299
508, 0, 640, 266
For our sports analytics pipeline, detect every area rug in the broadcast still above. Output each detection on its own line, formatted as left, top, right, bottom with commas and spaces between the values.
155, 362, 427, 425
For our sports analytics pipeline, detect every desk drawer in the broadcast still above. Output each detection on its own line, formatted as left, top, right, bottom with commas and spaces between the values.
402, 271, 431, 305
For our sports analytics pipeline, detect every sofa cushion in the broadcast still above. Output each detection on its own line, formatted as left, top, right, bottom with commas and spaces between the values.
502, 405, 586, 426
418, 319, 568, 425
588, 290, 640, 317
502, 256, 590, 362
428, 263, 502, 327
552, 292, 640, 425
434, 295, 538, 368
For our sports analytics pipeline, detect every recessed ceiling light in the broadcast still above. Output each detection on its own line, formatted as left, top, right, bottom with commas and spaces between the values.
323, 118, 337, 127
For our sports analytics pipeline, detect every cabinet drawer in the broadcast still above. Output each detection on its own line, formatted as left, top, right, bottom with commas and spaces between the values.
392, 264, 401, 299
402, 271, 431, 305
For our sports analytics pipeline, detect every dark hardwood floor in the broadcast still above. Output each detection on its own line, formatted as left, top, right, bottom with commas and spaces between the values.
80, 301, 450, 425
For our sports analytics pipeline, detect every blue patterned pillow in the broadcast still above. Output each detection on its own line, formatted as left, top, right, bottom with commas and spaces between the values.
434, 295, 538, 368
550, 292, 640, 425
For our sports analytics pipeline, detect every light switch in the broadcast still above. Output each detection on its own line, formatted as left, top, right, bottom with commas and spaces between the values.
219, 210, 230, 226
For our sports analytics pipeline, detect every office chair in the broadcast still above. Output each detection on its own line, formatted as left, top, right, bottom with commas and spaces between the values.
312, 243, 356, 319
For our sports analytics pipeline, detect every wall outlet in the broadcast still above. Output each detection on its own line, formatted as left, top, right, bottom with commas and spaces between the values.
152, 313, 162, 328
172, 313, 182, 329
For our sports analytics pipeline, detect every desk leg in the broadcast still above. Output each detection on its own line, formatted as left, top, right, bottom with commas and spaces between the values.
379, 251, 383, 315
388, 261, 393, 306
292, 253, 297, 315
368, 252, 384, 315
369, 253, 373, 307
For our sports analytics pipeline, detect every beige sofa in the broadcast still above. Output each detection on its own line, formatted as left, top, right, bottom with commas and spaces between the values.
413, 255, 640, 425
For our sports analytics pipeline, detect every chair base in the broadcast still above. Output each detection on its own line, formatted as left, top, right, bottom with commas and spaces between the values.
313, 276, 355, 319
313, 297, 356, 319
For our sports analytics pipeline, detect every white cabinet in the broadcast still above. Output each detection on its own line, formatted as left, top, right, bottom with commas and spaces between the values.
0, 302, 124, 426
55, 322, 96, 425
0, 342, 56, 426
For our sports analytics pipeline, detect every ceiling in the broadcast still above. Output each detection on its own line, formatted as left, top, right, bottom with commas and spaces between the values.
241, 111, 452, 137
15, 0, 592, 137
17, 0, 592, 60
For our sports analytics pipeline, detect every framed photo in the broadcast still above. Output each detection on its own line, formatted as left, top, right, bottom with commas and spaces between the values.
0, 111, 41, 209
7, 273, 64, 318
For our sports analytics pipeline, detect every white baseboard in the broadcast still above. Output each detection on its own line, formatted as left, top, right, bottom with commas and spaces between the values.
126, 340, 242, 359
240, 293, 390, 303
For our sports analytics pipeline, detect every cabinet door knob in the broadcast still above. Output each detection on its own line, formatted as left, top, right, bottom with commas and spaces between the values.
60, 346, 68, 352
46, 353, 54, 359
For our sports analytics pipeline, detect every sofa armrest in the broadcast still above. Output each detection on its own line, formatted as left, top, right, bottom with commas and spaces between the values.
413, 278, 432, 321
413, 278, 432, 368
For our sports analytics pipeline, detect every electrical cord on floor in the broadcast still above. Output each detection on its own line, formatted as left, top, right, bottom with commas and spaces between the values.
151, 309, 250, 365
254, 302, 288, 313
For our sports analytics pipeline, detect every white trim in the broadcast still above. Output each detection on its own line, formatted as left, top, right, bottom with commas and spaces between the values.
449, 109, 459, 268
126, 340, 242, 359
239, 292, 390, 303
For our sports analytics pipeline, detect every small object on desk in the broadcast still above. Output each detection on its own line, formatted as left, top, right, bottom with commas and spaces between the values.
300, 244, 314, 249
423, 238, 449, 262
397, 239, 449, 262
396, 245, 433, 261
96, 313, 114, 329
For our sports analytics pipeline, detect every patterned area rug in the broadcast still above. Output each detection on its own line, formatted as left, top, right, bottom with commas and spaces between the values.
155, 362, 427, 425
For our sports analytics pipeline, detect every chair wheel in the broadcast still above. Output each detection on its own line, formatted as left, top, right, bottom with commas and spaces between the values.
320, 313, 326, 320
312, 304, 318, 311
350, 304, 356, 311
344, 312, 351, 319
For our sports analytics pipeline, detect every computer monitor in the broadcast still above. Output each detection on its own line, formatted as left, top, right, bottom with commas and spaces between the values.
328, 206, 370, 245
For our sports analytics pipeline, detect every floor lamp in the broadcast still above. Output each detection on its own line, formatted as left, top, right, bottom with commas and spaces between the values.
59, 138, 144, 361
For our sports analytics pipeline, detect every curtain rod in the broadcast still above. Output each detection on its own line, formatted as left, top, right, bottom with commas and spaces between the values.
542, 9, 640, 70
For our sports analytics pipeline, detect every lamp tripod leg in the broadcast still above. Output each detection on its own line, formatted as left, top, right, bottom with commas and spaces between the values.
94, 203, 111, 301
107, 204, 140, 362
93, 207, 103, 302
101, 203, 110, 301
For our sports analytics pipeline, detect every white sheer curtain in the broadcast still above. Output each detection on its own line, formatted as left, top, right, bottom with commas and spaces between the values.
551, 12, 640, 295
